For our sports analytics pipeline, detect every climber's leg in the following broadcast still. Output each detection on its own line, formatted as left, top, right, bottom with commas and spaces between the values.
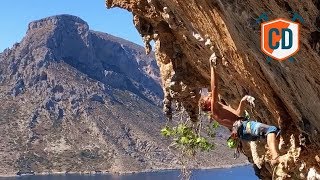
239, 121, 282, 163
267, 132, 280, 160
264, 125, 282, 165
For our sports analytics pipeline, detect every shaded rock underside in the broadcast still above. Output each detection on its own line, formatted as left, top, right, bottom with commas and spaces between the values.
106, 0, 320, 179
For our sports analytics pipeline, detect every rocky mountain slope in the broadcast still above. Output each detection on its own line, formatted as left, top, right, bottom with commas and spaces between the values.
0, 15, 245, 176
106, 0, 320, 179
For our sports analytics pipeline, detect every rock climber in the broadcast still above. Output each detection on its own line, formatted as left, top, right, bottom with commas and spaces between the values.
199, 53, 282, 165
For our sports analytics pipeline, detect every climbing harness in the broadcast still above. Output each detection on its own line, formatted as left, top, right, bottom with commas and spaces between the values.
233, 138, 242, 159
228, 119, 244, 159
228, 110, 254, 159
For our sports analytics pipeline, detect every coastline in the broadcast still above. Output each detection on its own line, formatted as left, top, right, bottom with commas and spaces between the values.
0, 162, 251, 178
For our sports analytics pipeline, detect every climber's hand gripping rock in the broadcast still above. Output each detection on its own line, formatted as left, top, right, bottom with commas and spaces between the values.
209, 52, 218, 67
241, 95, 256, 107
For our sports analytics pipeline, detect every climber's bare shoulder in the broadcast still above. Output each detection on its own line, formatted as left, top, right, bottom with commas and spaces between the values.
211, 102, 239, 129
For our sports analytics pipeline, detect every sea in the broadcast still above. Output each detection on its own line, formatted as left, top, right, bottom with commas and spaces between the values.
0, 165, 257, 180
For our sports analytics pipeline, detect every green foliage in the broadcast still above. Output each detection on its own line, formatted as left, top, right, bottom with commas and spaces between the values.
227, 138, 237, 149
212, 121, 219, 128
161, 121, 219, 156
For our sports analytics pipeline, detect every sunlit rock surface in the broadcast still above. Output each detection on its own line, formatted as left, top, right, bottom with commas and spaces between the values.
106, 1, 320, 179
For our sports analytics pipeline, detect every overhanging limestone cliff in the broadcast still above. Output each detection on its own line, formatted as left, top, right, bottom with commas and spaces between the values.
106, 0, 320, 179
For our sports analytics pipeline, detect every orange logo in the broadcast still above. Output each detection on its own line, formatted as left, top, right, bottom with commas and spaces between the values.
261, 18, 300, 61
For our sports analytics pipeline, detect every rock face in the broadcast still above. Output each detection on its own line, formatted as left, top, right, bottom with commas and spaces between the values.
106, 0, 320, 179
0, 15, 246, 176
24, 15, 163, 106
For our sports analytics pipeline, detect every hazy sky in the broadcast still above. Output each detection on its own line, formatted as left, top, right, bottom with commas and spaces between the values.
0, 0, 143, 52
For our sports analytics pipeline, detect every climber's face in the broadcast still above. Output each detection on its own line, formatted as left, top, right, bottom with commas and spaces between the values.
200, 96, 212, 112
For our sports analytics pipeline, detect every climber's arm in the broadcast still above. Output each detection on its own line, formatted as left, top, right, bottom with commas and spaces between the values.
235, 95, 255, 117
210, 54, 219, 115
235, 98, 247, 117
215, 118, 233, 130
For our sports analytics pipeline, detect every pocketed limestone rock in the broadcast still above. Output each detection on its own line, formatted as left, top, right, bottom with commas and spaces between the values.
106, 0, 320, 178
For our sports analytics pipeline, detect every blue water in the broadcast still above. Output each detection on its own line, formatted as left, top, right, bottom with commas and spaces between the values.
0, 166, 257, 180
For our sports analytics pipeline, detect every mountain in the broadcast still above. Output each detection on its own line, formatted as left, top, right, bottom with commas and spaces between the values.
0, 15, 245, 176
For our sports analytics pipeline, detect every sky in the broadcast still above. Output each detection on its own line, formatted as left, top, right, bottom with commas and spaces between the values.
0, 0, 143, 52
